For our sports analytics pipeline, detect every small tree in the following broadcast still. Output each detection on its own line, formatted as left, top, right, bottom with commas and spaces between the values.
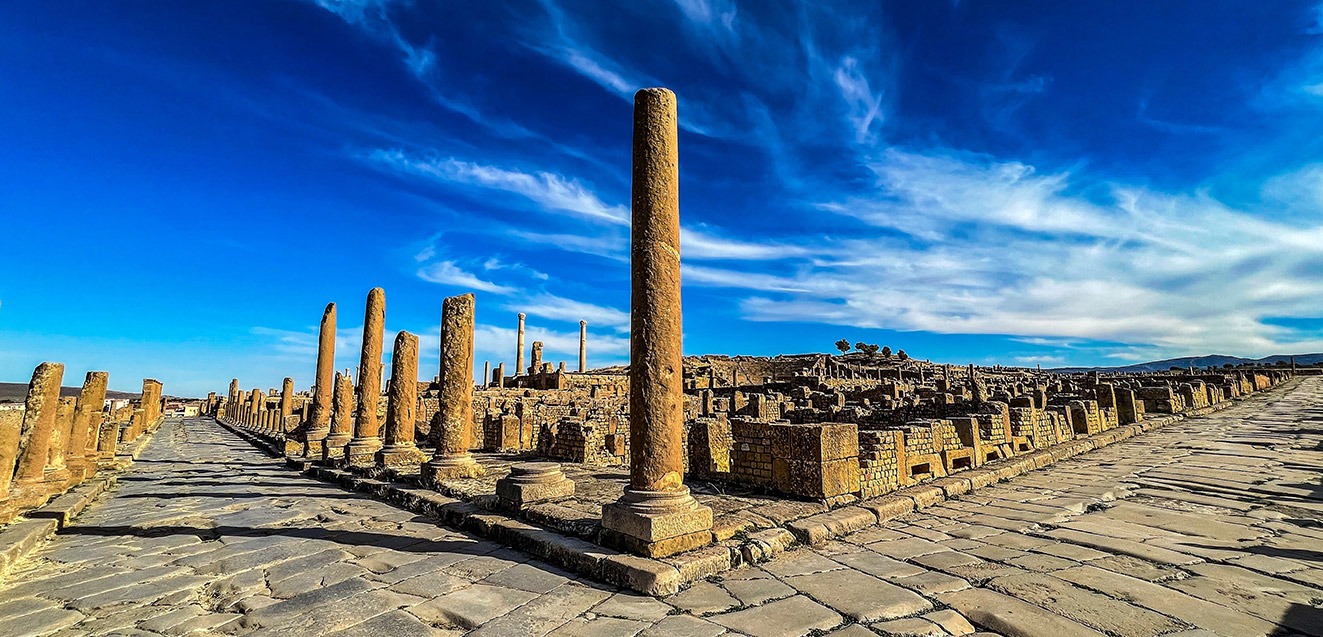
834, 339, 851, 354
858, 343, 879, 355
897, 350, 909, 361
880, 346, 893, 358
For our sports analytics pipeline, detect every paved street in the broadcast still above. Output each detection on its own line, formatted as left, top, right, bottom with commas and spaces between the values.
0, 379, 1320, 637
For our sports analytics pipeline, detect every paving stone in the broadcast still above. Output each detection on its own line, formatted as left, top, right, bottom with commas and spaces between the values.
891, 570, 970, 595
872, 617, 945, 637
829, 549, 928, 579
708, 594, 842, 637
551, 616, 651, 637
637, 615, 726, 637
469, 583, 612, 636
783, 568, 931, 622
407, 583, 540, 629
984, 572, 1185, 636
924, 608, 976, 635
592, 592, 674, 621
0, 606, 85, 637
667, 580, 740, 615
479, 561, 573, 594
938, 588, 1106, 637
720, 574, 797, 606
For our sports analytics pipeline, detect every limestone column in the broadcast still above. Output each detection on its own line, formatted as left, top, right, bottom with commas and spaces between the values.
579, 321, 587, 372
482, 361, 490, 389
602, 88, 712, 558
279, 377, 294, 434
322, 372, 355, 462
531, 341, 543, 374
227, 378, 239, 421
515, 313, 526, 378
422, 293, 483, 483
68, 371, 109, 480
495, 363, 505, 388
43, 396, 77, 491
10, 362, 65, 509
346, 287, 385, 466
299, 302, 336, 457
377, 331, 427, 469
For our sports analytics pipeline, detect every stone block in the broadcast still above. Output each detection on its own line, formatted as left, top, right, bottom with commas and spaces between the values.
495, 462, 575, 509
769, 422, 858, 462
772, 457, 861, 500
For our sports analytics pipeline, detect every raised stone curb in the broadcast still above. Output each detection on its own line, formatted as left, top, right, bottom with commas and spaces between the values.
0, 518, 58, 582
26, 475, 117, 529
210, 384, 1271, 595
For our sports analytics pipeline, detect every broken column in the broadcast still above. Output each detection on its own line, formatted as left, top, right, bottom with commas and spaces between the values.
377, 331, 428, 469
495, 363, 505, 388
345, 287, 386, 467
496, 462, 575, 510
579, 320, 587, 372
279, 377, 294, 435
322, 372, 355, 462
601, 88, 712, 558
9, 362, 65, 510
530, 341, 543, 374
67, 371, 109, 481
482, 361, 490, 389
515, 312, 526, 377
421, 293, 483, 483
43, 396, 77, 491
303, 302, 336, 458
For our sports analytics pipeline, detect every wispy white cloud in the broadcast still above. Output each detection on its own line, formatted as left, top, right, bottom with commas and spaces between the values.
507, 293, 629, 331
366, 149, 629, 225
416, 261, 516, 294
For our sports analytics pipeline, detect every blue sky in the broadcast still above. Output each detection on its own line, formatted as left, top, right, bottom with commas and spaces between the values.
3, 1, 1323, 397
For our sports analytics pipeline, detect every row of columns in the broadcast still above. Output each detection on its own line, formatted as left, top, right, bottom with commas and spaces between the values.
223, 87, 709, 558
1, 364, 157, 524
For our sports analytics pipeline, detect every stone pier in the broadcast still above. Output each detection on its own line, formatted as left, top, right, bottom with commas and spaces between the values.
530, 341, 543, 375
579, 320, 587, 372
345, 287, 385, 467
10, 362, 66, 510
43, 396, 77, 491
303, 302, 336, 458
482, 361, 490, 388
601, 88, 712, 558
421, 293, 483, 483
66, 370, 109, 481
322, 372, 355, 462
377, 331, 428, 469
515, 312, 526, 377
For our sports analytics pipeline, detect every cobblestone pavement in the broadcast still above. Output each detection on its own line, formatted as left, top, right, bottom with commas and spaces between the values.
1, 380, 1321, 637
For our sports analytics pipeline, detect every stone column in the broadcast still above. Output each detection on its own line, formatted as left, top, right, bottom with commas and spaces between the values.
602, 88, 711, 558
43, 396, 77, 491
322, 372, 355, 462
422, 293, 483, 483
227, 378, 239, 421
250, 389, 263, 433
482, 361, 490, 389
378, 331, 427, 469
515, 313, 526, 378
579, 321, 587, 372
346, 287, 386, 466
68, 371, 109, 481
10, 362, 65, 510
495, 363, 505, 388
530, 341, 543, 374
302, 302, 336, 457
279, 377, 294, 434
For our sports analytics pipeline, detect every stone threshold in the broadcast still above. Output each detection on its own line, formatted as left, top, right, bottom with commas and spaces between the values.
214, 390, 1269, 596
0, 424, 160, 584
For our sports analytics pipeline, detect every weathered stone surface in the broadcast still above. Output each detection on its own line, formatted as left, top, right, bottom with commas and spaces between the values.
783, 568, 933, 622
708, 594, 842, 637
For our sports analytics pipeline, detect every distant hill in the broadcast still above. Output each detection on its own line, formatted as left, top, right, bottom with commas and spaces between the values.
1050, 353, 1323, 374
0, 383, 141, 404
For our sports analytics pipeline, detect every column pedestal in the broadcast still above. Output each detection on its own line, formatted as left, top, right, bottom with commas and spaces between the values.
496, 462, 574, 510
602, 486, 713, 558
376, 443, 428, 470
420, 454, 483, 485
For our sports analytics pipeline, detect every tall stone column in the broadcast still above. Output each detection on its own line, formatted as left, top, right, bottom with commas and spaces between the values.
579, 321, 587, 373
279, 377, 294, 434
495, 363, 505, 388
346, 287, 385, 467
250, 389, 263, 432
515, 313, 526, 377
422, 293, 483, 484
68, 371, 109, 481
602, 88, 712, 558
482, 361, 490, 389
10, 362, 65, 510
322, 372, 355, 462
227, 378, 239, 421
301, 302, 336, 457
378, 331, 427, 469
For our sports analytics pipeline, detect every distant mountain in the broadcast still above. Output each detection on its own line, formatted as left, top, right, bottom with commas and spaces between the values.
1049, 353, 1323, 374
0, 383, 141, 404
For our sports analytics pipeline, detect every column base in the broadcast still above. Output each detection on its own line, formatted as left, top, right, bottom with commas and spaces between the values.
376, 444, 429, 470
343, 438, 382, 468
43, 467, 73, 495
321, 434, 351, 463
420, 454, 485, 487
496, 462, 575, 509
9, 481, 51, 512
302, 428, 330, 459
601, 486, 713, 558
